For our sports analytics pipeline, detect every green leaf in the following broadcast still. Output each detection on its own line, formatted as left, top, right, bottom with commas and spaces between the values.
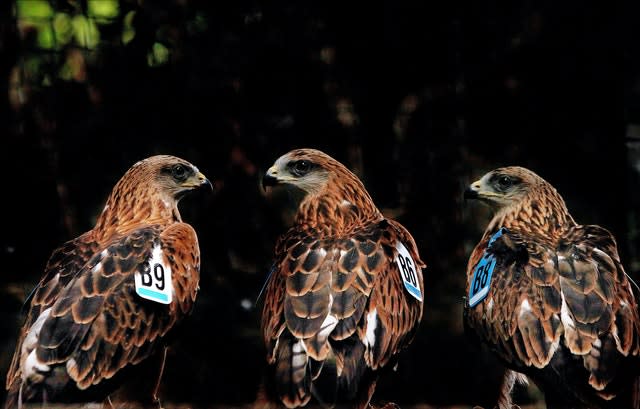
53, 12, 73, 46
72, 15, 100, 48
147, 42, 170, 67
87, 0, 119, 20
37, 24, 55, 49
16, 0, 53, 19
122, 10, 136, 44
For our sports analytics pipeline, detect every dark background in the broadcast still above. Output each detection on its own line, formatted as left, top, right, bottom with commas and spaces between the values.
1, 0, 639, 407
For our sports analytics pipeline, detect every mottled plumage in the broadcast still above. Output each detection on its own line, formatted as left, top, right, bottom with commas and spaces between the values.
4, 155, 211, 408
259, 149, 425, 409
464, 166, 640, 409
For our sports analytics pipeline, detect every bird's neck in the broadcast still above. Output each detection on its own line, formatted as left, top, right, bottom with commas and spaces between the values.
487, 187, 575, 242
294, 186, 382, 236
94, 185, 180, 241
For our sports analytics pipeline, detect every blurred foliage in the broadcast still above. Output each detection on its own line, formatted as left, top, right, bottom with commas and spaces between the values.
16, 0, 103, 49
13, 0, 170, 94
1, 0, 638, 408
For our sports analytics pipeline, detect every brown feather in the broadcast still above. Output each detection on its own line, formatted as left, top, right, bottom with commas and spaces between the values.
464, 166, 640, 408
260, 149, 424, 408
4, 155, 208, 408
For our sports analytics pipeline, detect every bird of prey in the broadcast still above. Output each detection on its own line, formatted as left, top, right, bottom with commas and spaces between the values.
463, 166, 640, 409
4, 155, 211, 408
258, 148, 425, 409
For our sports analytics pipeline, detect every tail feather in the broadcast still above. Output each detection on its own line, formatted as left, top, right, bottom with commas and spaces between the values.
3, 379, 21, 409
310, 356, 337, 406
335, 337, 367, 401
275, 336, 311, 408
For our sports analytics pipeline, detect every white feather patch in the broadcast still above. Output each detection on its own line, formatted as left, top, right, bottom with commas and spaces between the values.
66, 358, 77, 374
292, 340, 304, 353
560, 292, 575, 330
365, 309, 378, 348
559, 289, 586, 356
318, 314, 338, 339
291, 340, 307, 368
21, 308, 52, 381
519, 299, 532, 315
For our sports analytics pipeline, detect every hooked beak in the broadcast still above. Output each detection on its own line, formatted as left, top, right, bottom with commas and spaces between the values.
195, 171, 214, 192
184, 171, 213, 191
262, 166, 279, 190
463, 180, 481, 200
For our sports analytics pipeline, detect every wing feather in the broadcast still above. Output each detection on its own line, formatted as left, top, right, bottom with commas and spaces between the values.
6, 233, 98, 390
364, 220, 424, 370
465, 225, 640, 400
262, 220, 424, 406
13, 223, 199, 396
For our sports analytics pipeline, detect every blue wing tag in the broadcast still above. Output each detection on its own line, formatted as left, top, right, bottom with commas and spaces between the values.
468, 228, 505, 308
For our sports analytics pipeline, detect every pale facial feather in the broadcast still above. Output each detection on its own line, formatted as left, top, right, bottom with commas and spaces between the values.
469, 166, 574, 234
473, 167, 540, 209
268, 153, 331, 196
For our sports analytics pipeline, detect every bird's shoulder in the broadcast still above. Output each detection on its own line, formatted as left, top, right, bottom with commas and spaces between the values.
273, 218, 422, 279
264, 217, 424, 344
465, 223, 640, 378
11, 223, 200, 390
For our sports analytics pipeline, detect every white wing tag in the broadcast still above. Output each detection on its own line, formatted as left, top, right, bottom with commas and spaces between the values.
135, 246, 172, 304
395, 241, 422, 302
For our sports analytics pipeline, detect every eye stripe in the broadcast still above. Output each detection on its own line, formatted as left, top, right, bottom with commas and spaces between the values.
490, 173, 521, 191
288, 160, 315, 176
161, 163, 193, 181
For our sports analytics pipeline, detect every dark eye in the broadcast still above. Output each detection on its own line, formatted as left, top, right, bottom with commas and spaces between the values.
497, 175, 513, 190
172, 164, 187, 181
291, 160, 311, 176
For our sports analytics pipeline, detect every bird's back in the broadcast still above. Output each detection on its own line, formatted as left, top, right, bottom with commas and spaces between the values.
262, 219, 424, 408
464, 224, 640, 408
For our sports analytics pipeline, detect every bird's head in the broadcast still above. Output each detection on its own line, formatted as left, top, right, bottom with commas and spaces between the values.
464, 165, 574, 233
262, 149, 336, 196
464, 166, 543, 211
96, 155, 212, 236
262, 148, 381, 227
156, 156, 213, 199
130, 155, 213, 201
